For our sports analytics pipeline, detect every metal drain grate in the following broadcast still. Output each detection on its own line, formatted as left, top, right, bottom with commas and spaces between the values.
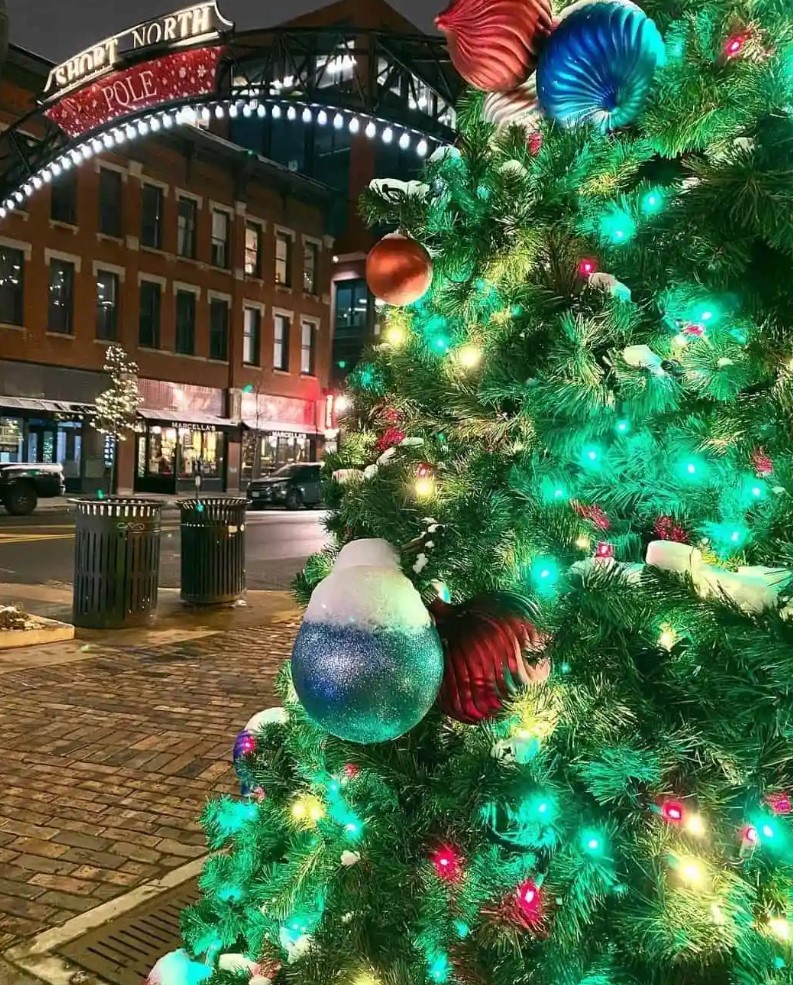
58, 879, 199, 985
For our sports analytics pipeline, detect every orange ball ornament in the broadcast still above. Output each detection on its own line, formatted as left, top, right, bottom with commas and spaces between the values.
366, 233, 432, 307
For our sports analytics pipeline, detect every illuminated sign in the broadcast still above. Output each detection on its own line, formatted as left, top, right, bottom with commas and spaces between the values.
44, 46, 225, 139
41, 2, 232, 102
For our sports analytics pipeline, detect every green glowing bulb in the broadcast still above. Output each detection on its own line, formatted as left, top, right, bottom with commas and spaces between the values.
337, 359, 347, 368
640, 188, 664, 215
242, 383, 254, 393
581, 829, 605, 856
454, 920, 470, 939
428, 952, 450, 983
599, 207, 636, 245
615, 418, 630, 434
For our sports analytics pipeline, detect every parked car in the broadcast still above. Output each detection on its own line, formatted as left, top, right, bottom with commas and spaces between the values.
247, 463, 323, 510
0, 463, 65, 515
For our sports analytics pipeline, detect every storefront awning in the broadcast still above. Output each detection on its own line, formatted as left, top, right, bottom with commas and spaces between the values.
137, 407, 238, 431
0, 395, 93, 416
241, 418, 320, 435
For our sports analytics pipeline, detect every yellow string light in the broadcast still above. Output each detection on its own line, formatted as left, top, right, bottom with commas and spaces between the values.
415, 476, 436, 499
575, 535, 592, 551
676, 855, 707, 887
685, 814, 706, 837
658, 624, 678, 650
291, 794, 325, 828
768, 917, 791, 942
457, 344, 483, 369
385, 323, 407, 347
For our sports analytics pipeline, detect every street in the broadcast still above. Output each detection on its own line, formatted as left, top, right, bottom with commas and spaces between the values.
0, 508, 331, 590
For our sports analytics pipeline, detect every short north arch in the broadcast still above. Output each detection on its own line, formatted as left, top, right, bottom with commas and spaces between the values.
0, 1, 460, 217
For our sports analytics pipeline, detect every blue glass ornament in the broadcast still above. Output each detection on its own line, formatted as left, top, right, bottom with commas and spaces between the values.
292, 622, 444, 743
536, 0, 665, 130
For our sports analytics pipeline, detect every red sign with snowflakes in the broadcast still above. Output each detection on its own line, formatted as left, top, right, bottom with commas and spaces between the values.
44, 46, 224, 139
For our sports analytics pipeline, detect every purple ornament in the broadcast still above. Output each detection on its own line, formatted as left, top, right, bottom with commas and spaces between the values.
233, 730, 258, 794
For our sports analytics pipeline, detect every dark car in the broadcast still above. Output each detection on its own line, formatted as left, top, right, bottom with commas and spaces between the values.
0, 463, 65, 515
247, 462, 323, 510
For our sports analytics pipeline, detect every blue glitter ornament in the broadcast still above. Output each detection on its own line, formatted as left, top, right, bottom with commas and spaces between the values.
291, 539, 444, 744
536, 0, 665, 130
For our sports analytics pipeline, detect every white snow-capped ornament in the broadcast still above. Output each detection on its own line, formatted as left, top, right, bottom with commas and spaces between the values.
341, 850, 361, 866
589, 271, 631, 302
218, 955, 256, 975
368, 177, 430, 198
429, 145, 462, 164
490, 735, 539, 764
622, 344, 664, 375
145, 950, 211, 985
278, 929, 313, 963
333, 468, 365, 485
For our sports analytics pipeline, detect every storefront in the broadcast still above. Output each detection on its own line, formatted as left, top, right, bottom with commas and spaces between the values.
134, 411, 238, 494
239, 391, 323, 486
133, 379, 237, 495
0, 362, 109, 492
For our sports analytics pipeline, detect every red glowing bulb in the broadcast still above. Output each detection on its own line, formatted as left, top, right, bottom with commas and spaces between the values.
431, 845, 462, 882
343, 763, 361, 779
742, 825, 759, 845
514, 880, 543, 925
662, 800, 684, 823
577, 258, 598, 277
724, 33, 746, 57
595, 541, 614, 559
416, 462, 434, 479
684, 323, 705, 337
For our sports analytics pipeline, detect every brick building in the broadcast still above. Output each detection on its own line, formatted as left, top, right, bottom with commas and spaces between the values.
0, 45, 334, 495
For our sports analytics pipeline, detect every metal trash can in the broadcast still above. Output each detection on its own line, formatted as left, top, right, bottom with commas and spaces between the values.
178, 497, 247, 605
72, 498, 162, 629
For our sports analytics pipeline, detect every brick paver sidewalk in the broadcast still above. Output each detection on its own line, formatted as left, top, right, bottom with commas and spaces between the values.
0, 623, 297, 949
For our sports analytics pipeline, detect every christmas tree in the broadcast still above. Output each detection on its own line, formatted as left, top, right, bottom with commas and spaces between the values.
151, 1, 793, 983
91, 345, 140, 493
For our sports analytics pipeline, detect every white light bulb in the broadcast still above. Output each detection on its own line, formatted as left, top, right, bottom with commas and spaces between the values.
137, 120, 149, 136
91, 137, 103, 153
382, 126, 393, 143
242, 103, 252, 118
125, 125, 136, 140
333, 112, 343, 129
41, 168, 52, 184
0, 207, 6, 220
287, 106, 296, 120
302, 107, 312, 123
349, 116, 360, 133
22, 182, 33, 197
30, 174, 42, 190
70, 150, 82, 165
257, 104, 266, 118
399, 131, 410, 149
80, 144, 93, 160
200, 107, 211, 122
51, 162, 62, 177
272, 104, 282, 119
365, 121, 376, 138
149, 117, 161, 132
416, 139, 428, 157
214, 105, 225, 119
317, 109, 327, 125
103, 133, 115, 147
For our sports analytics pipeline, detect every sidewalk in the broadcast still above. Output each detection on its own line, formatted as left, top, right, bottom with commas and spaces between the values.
0, 588, 301, 958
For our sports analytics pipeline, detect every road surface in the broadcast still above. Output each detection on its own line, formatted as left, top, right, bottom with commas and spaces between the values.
0, 508, 331, 590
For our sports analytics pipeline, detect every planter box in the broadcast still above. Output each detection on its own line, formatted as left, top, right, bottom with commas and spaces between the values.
0, 616, 75, 651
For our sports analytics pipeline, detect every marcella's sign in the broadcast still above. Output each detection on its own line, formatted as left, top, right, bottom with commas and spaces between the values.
41, 1, 233, 102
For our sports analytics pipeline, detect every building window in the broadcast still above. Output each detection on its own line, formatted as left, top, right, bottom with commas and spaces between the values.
141, 184, 164, 249
245, 222, 262, 276
335, 278, 369, 330
48, 259, 75, 334
273, 313, 290, 371
209, 297, 229, 360
275, 232, 292, 286
303, 241, 318, 294
139, 280, 161, 349
175, 289, 196, 355
0, 246, 24, 326
301, 320, 316, 375
98, 168, 123, 237
177, 196, 198, 258
243, 306, 261, 365
96, 269, 119, 341
211, 208, 230, 268
51, 171, 77, 224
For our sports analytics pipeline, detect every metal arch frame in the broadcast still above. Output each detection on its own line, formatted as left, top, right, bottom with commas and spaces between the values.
0, 26, 461, 211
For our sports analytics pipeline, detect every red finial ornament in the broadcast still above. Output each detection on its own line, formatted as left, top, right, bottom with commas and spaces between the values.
654, 515, 688, 543
572, 500, 610, 531
376, 427, 406, 453
766, 792, 792, 815
751, 447, 774, 477
595, 541, 614, 560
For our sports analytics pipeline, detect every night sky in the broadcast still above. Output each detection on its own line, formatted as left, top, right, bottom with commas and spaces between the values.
7, 0, 436, 62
